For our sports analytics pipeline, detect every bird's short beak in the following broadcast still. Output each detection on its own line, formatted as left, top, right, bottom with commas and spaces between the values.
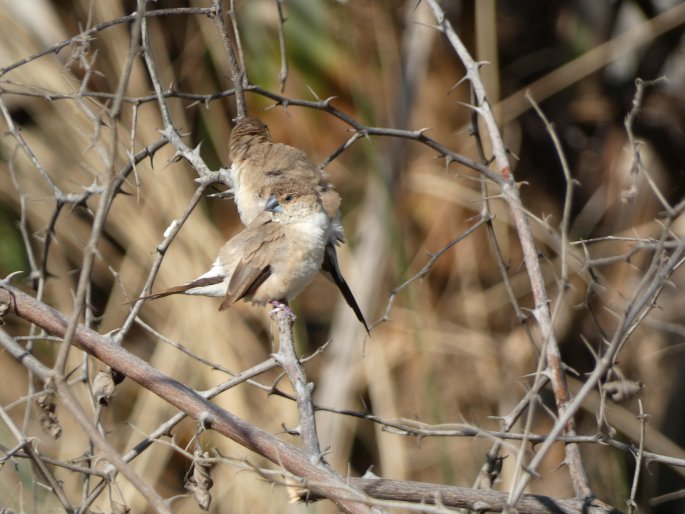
265, 195, 284, 213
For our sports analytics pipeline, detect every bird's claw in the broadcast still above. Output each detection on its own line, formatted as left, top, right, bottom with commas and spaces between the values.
269, 300, 296, 320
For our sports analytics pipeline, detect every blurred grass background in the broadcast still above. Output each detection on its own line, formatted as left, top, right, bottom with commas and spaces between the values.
1, 0, 685, 512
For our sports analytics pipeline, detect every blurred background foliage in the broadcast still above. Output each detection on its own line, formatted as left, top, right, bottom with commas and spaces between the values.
1, 0, 685, 512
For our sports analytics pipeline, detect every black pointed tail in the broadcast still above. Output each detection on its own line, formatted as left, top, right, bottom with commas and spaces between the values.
322, 245, 370, 334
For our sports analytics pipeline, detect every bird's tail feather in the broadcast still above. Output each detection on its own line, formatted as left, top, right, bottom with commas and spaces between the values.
125, 276, 225, 305
322, 245, 370, 334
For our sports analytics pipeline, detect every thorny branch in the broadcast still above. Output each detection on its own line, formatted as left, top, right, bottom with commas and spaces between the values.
424, 0, 591, 502
274, 311, 323, 459
211, 0, 246, 119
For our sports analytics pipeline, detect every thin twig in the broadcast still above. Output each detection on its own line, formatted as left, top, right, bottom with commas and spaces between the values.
118, 182, 210, 339
0, 8, 214, 78
372, 216, 488, 329
213, 0, 246, 118
627, 401, 647, 514
526, 91, 575, 320
624, 77, 670, 209
274, 0, 289, 92
228, 0, 248, 88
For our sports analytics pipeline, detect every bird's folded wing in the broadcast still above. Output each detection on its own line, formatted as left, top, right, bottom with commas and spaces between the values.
219, 262, 271, 310
218, 219, 287, 310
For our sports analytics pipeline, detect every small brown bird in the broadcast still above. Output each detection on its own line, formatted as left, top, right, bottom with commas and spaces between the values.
229, 117, 369, 331
131, 185, 331, 316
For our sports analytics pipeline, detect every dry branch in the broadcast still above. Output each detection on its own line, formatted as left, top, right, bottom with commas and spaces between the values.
303, 478, 622, 514
0, 283, 379, 514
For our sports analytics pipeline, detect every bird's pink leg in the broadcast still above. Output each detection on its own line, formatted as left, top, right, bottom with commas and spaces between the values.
269, 300, 296, 320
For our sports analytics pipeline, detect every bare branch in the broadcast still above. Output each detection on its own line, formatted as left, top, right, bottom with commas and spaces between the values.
0, 284, 381, 514
274, 311, 323, 458
273, 0, 289, 92
212, 0, 246, 118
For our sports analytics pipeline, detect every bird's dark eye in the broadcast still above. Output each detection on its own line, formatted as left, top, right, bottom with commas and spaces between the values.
283, 194, 293, 203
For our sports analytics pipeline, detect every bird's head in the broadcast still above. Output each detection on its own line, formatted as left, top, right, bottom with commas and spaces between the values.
265, 186, 323, 224
229, 117, 272, 160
